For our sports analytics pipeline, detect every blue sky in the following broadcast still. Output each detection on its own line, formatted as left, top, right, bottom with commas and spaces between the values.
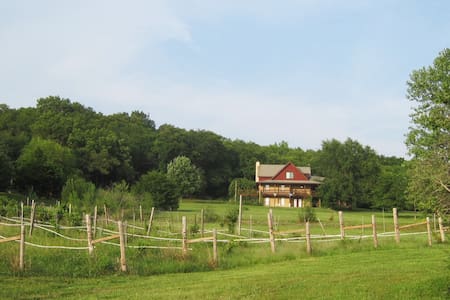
1, 1, 449, 157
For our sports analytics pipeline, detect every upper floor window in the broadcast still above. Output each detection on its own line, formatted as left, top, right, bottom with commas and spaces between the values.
286, 171, 294, 179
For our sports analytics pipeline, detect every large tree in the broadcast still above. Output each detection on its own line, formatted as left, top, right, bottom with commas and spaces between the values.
16, 137, 76, 197
105, 111, 157, 179
406, 48, 450, 215
167, 156, 203, 198
132, 171, 180, 210
32, 96, 97, 146
316, 138, 380, 209
0, 145, 13, 190
372, 158, 408, 210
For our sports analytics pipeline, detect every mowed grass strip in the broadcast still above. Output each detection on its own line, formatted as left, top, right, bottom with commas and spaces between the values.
2, 246, 448, 300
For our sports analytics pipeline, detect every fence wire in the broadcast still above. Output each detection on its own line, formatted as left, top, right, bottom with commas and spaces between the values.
0, 218, 439, 253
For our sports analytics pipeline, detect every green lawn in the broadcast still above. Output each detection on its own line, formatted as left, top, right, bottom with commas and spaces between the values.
1, 246, 448, 299
156, 200, 430, 236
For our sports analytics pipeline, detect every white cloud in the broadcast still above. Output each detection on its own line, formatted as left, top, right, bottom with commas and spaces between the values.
0, 1, 192, 107
0, 0, 433, 158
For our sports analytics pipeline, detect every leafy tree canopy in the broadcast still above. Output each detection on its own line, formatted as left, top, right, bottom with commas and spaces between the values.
316, 138, 380, 209
167, 156, 203, 198
133, 171, 180, 210
228, 178, 257, 199
16, 137, 76, 197
406, 48, 450, 215
0, 95, 410, 209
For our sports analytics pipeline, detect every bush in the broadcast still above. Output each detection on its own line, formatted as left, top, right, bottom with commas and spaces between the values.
0, 195, 19, 217
132, 171, 181, 211
298, 206, 316, 222
224, 207, 239, 233
65, 210, 83, 226
190, 223, 200, 235
203, 207, 219, 222
61, 177, 96, 210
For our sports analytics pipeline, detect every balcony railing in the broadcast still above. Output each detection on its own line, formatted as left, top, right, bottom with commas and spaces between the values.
261, 186, 314, 198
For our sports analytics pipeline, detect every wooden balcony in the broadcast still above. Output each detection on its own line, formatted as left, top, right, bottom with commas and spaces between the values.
260, 186, 315, 198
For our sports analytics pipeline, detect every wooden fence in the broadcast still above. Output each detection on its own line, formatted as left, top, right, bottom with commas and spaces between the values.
0, 207, 447, 274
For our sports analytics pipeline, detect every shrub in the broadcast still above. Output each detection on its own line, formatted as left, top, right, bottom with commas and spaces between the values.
224, 207, 239, 233
298, 206, 317, 222
0, 195, 20, 217
190, 223, 200, 235
203, 207, 219, 222
61, 176, 96, 210
132, 171, 181, 211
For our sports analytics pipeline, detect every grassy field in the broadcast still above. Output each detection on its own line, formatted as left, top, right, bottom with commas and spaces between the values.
156, 200, 430, 237
1, 200, 448, 299
0, 245, 448, 299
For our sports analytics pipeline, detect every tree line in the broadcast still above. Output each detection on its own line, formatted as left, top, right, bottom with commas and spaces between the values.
1, 48, 448, 214
0, 96, 407, 210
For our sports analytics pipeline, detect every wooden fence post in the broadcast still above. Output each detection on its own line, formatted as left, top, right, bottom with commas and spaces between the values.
104, 204, 108, 225
29, 200, 36, 236
182, 216, 188, 256
118, 221, 127, 272
20, 202, 24, 225
438, 217, 445, 242
249, 215, 253, 238
317, 218, 327, 236
306, 221, 312, 255
433, 213, 437, 232
361, 216, 365, 236
19, 224, 25, 271
339, 211, 345, 240
372, 215, 378, 249
147, 207, 155, 236
238, 195, 243, 235
393, 208, 400, 243
426, 217, 432, 246
200, 208, 205, 238
93, 206, 98, 237
124, 221, 128, 247
86, 214, 94, 255
268, 209, 276, 253
213, 228, 218, 267
139, 205, 143, 224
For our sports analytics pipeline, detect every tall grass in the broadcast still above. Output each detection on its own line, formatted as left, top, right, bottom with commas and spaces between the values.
0, 200, 447, 278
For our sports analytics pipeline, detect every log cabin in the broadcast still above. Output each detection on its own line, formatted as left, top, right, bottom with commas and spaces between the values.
255, 161, 323, 208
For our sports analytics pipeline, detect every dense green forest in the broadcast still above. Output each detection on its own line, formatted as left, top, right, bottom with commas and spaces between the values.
2, 49, 446, 215
0, 96, 408, 210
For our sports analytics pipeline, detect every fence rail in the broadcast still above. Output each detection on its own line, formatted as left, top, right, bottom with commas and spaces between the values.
1, 207, 447, 274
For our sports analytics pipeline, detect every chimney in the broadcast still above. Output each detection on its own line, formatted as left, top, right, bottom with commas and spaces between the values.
255, 161, 260, 182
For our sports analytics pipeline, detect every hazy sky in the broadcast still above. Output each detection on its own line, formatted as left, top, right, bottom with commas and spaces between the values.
1, 1, 449, 157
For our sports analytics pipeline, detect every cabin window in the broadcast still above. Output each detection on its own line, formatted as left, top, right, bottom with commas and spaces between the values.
286, 171, 294, 179
264, 184, 270, 191
280, 185, 285, 190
